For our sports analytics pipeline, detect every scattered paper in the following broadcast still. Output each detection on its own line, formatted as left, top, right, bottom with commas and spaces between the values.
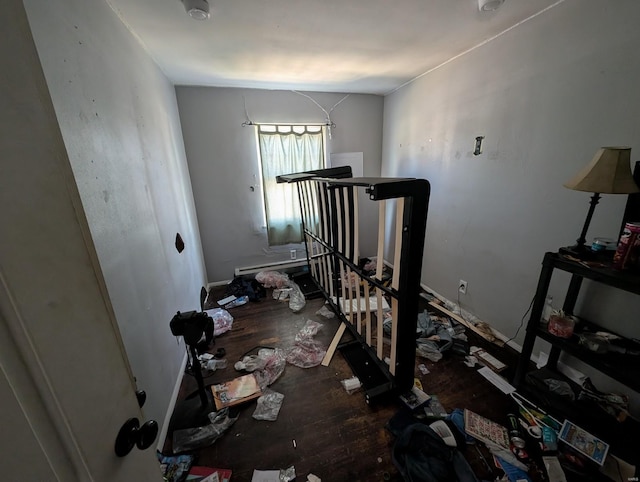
399, 386, 430, 410
251, 470, 280, 482
201, 473, 220, 482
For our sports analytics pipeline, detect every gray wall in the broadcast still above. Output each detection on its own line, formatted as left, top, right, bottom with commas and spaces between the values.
176, 87, 384, 282
22, 0, 207, 428
383, 0, 640, 406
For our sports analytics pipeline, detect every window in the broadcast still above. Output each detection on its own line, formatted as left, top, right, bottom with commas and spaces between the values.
258, 124, 325, 245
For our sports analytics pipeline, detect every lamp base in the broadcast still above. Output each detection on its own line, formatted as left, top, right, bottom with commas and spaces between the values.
559, 244, 615, 262
559, 244, 596, 260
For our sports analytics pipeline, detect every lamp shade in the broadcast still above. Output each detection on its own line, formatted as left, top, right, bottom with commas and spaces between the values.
564, 147, 640, 194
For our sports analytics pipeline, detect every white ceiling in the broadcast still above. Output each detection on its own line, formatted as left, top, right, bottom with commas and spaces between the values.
108, 0, 563, 95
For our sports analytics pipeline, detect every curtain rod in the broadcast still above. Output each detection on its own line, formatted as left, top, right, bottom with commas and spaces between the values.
241, 121, 336, 128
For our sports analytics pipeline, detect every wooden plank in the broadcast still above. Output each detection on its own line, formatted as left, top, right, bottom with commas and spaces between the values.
318, 183, 331, 294
376, 287, 384, 358
363, 280, 372, 347
353, 187, 360, 262
427, 301, 505, 347
345, 266, 354, 324
335, 189, 350, 323
375, 201, 386, 358
355, 274, 362, 335
392, 197, 404, 290
352, 187, 362, 335
321, 322, 347, 366
300, 182, 318, 281
389, 297, 398, 375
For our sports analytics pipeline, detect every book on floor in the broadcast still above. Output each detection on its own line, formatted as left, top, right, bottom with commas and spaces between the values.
463, 409, 510, 450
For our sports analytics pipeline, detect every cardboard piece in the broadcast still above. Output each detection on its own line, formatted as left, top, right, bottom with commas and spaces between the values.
211, 373, 262, 410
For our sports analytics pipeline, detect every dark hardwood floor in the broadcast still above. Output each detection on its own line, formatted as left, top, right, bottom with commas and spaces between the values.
163, 284, 524, 481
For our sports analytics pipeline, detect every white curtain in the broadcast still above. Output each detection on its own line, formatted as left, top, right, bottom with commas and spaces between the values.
259, 125, 324, 245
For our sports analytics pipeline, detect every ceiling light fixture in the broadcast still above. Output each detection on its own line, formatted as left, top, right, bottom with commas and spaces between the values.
478, 0, 505, 11
182, 0, 210, 20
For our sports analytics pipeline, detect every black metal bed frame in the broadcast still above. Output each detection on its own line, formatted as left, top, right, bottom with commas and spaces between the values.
278, 167, 430, 402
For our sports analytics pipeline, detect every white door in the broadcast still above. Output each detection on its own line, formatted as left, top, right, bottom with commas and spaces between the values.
0, 2, 162, 479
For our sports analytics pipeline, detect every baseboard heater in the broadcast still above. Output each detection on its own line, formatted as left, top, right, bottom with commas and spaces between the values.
278, 166, 430, 403
234, 259, 308, 277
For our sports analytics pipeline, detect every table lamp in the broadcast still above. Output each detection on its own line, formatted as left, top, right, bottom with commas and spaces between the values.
560, 146, 639, 258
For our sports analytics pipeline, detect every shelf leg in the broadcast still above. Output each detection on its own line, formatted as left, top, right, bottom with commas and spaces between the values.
512, 253, 555, 388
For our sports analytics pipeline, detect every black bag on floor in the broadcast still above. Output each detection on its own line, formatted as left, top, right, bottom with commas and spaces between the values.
225, 276, 265, 301
392, 423, 479, 482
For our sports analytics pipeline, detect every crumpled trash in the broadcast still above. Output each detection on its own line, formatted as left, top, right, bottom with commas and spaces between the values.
544, 378, 575, 400
280, 466, 296, 482
416, 339, 443, 362
315, 305, 335, 319
171, 408, 238, 453
273, 288, 292, 301
204, 308, 234, 337
463, 355, 478, 368
256, 270, 290, 289
296, 319, 322, 339
287, 281, 306, 312
362, 258, 377, 273
252, 388, 285, 421
387, 310, 453, 358
286, 320, 326, 368
235, 348, 287, 390
340, 376, 362, 394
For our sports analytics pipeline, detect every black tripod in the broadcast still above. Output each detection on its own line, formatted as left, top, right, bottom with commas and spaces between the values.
168, 311, 216, 431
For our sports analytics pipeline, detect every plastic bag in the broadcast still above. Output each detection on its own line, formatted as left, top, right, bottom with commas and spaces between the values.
252, 389, 285, 421
204, 359, 227, 371
204, 308, 234, 337
254, 348, 287, 389
315, 305, 335, 319
255, 270, 290, 289
273, 288, 292, 301
279, 466, 296, 482
294, 320, 320, 339
286, 320, 326, 368
287, 281, 306, 312
171, 408, 238, 453
235, 348, 287, 389
544, 378, 575, 400
416, 339, 443, 362
286, 340, 326, 368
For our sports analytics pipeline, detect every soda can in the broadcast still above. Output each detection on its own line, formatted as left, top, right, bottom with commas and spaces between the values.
612, 222, 640, 270
507, 413, 526, 449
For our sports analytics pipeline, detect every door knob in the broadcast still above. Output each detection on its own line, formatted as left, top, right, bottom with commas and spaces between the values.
114, 418, 158, 457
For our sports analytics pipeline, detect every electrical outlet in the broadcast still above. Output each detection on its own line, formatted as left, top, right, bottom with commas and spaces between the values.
458, 280, 468, 295
290, 249, 296, 260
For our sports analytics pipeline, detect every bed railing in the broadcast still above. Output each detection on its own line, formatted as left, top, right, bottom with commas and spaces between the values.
278, 167, 430, 402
